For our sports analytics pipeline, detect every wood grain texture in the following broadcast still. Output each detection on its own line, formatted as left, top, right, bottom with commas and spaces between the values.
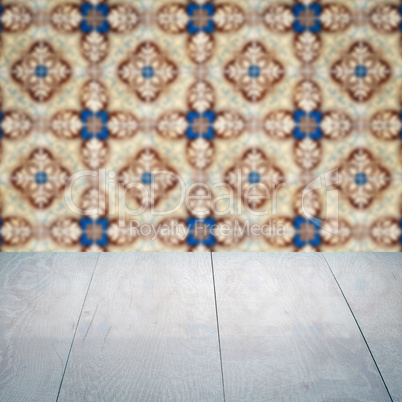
325, 252, 402, 401
213, 252, 390, 402
0, 252, 98, 402
58, 253, 223, 402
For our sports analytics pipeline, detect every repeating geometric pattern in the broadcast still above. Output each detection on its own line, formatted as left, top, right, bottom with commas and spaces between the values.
0, 0, 401, 251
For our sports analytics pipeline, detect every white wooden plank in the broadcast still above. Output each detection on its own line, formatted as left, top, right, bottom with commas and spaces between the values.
213, 252, 390, 402
58, 253, 223, 402
0, 252, 99, 402
325, 252, 402, 401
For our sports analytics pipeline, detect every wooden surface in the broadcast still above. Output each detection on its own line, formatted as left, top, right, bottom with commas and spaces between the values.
0, 252, 400, 401
212, 253, 391, 402
58, 253, 223, 402
325, 252, 402, 401
0, 253, 98, 402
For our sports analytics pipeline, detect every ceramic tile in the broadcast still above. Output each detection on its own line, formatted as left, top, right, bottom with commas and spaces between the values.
0, 0, 401, 251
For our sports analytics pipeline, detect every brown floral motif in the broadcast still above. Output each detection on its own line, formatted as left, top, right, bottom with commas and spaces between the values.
0, 3, 33, 34
334, 148, 392, 209
10, 41, 71, 102
224, 148, 285, 210
0, 216, 33, 249
10, 148, 71, 209
117, 149, 178, 209
369, 85, 402, 165
0, 191, 32, 250
331, 41, 392, 103
117, 42, 178, 103
369, 2, 402, 69
370, 109, 401, 141
0, 85, 34, 163
0, 3, 33, 57
224, 41, 285, 102
369, 2, 402, 35
369, 217, 401, 249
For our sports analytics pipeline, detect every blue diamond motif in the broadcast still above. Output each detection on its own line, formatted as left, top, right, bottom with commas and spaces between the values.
142, 172, 153, 185
142, 66, 155, 79
248, 65, 260, 78
248, 172, 260, 184
355, 172, 368, 186
35, 171, 47, 185
355, 65, 368, 78
35, 65, 48, 78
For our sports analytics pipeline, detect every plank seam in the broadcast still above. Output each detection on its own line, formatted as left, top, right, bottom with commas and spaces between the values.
322, 254, 394, 402
210, 252, 226, 402
55, 252, 101, 402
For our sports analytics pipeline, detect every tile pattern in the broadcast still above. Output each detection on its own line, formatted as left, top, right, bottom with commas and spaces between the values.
0, 0, 401, 251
